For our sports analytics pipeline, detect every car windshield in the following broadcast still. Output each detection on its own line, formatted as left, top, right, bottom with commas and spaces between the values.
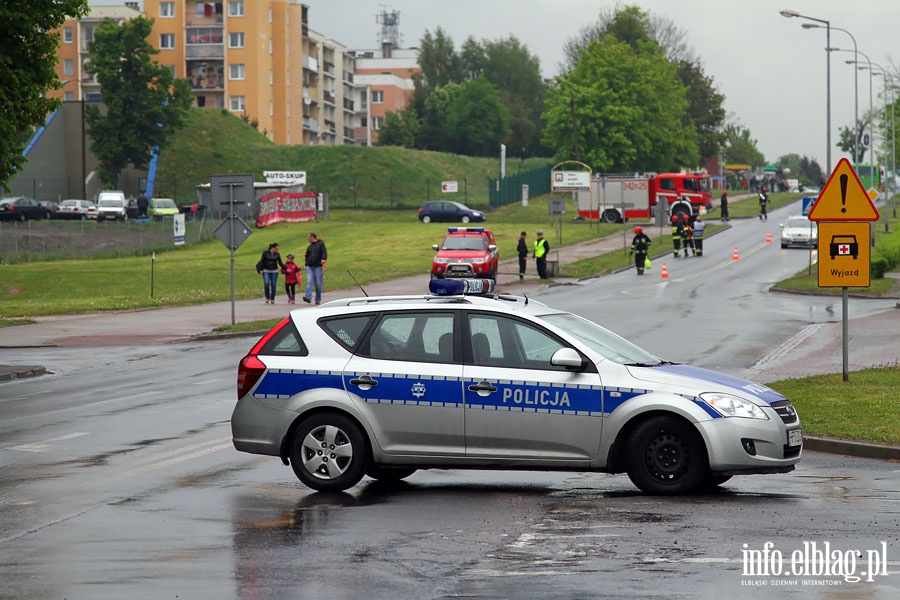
99, 200, 123, 207
152, 199, 177, 209
442, 237, 485, 251
541, 312, 663, 365
785, 217, 813, 228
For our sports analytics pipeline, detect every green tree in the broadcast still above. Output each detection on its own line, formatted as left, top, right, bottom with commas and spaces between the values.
376, 108, 419, 148
84, 15, 192, 188
0, 0, 89, 190
543, 37, 697, 172
446, 77, 510, 156
722, 122, 764, 167
418, 28, 462, 90
563, 4, 725, 165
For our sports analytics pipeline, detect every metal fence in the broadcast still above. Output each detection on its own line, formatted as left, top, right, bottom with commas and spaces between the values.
488, 165, 552, 207
0, 219, 210, 264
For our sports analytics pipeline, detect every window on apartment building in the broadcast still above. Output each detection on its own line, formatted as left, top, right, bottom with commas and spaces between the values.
229, 1, 244, 17
268, 38, 273, 54
268, 7, 273, 23
269, 69, 273, 85
160, 33, 175, 49
230, 64, 245, 80
63, 59, 74, 77
372, 90, 384, 104
63, 27, 73, 43
373, 117, 384, 130
229, 32, 244, 48
64, 91, 75, 101
230, 95, 246, 112
160, 2, 175, 17
269, 100, 273, 117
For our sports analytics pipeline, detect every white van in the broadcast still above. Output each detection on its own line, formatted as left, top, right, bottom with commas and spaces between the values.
96, 190, 128, 221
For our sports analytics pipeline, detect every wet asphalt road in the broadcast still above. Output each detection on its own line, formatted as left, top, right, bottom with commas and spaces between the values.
1, 339, 898, 599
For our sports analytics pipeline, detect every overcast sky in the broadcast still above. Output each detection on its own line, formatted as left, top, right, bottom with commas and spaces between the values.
92, 0, 898, 170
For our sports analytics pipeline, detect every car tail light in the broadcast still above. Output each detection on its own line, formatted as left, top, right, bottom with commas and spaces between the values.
236, 317, 290, 399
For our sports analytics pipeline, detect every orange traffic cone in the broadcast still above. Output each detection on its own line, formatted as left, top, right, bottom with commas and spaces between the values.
766, 231, 772, 243
732, 246, 740, 260
660, 262, 669, 279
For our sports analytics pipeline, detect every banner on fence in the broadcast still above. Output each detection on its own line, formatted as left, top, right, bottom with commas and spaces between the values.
256, 191, 318, 227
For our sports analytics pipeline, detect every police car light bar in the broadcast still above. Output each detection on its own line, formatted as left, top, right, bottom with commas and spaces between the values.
447, 227, 484, 233
429, 278, 495, 296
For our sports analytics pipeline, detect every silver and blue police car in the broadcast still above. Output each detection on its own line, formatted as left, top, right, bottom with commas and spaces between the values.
231, 279, 802, 495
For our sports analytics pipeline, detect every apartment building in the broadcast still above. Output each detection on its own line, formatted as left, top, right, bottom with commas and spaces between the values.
49, 2, 426, 148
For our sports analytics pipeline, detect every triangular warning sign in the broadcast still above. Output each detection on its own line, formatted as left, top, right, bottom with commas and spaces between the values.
808, 158, 879, 221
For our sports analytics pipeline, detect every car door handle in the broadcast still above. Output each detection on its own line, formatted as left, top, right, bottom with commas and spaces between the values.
350, 375, 378, 389
468, 380, 497, 393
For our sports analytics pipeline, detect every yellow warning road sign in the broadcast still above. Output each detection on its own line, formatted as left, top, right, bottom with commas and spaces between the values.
807, 158, 880, 222
817, 222, 871, 287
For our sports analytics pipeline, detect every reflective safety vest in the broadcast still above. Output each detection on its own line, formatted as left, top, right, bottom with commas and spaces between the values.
534, 238, 548, 258
693, 221, 706, 239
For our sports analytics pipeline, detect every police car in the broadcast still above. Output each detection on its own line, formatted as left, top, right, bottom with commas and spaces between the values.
231, 279, 802, 495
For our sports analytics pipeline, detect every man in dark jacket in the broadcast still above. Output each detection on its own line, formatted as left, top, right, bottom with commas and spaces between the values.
517, 231, 528, 280
303, 233, 328, 304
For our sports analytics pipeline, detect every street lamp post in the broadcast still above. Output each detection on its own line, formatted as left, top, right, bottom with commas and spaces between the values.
804, 24, 858, 168
780, 8, 831, 172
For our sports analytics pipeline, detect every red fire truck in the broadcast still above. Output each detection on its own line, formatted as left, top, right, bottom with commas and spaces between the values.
575, 172, 712, 223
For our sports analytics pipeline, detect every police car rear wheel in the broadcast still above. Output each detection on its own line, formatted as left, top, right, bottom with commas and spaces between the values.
290, 413, 368, 492
365, 465, 417, 482
626, 416, 707, 495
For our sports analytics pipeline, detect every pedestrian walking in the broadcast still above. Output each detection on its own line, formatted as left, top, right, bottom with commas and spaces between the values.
692, 215, 706, 256
534, 230, 550, 279
758, 186, 769, 220
681, 214, 695, 256
303, 232, 327, 304
281, 254, 302, 304
630, 226, 652, 275
720, 191, 729, 221
671, 215, 684, 257
516, 231, 529, 280
256, 242, 286, 304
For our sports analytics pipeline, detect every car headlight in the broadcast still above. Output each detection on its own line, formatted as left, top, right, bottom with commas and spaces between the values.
433, 257, 451, 263
700, 393, 769, 420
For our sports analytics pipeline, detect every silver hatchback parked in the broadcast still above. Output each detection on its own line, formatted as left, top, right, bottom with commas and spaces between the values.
231, 281, 802, 495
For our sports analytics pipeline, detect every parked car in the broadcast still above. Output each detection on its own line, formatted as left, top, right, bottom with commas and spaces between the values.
231, 280, 803, 495
431, 227, 499, 279
780, 216, 818, 248
418, 200, 486, 224
56, 199, 97, 220
39, 201, 60, 218
96, 197, 129, 221
0, 196, 51, 221
125, 198, 142, 219
148, 197, 180, 220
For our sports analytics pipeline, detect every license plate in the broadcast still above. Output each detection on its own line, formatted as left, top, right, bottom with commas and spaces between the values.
788, 429, 803, 446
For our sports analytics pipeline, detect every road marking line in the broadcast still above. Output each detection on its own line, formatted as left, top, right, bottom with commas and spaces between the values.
7, 432, 89, 452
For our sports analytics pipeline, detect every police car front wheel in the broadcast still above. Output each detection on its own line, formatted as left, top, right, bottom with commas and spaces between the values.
290, 412, 369, 492
625, 415, 707, 495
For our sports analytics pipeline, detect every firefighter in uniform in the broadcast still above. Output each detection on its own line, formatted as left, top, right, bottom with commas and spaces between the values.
534, 230, 550, 279
692, 215, 706, 256
630, 226, 651, 275
671, 215, 684, 257
681, 214, 695, 256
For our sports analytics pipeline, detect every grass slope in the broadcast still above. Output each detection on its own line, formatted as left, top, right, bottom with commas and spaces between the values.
154, 108, 542, 209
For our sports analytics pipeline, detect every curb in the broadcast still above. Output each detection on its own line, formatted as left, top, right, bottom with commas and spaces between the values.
804, 436, 900, 461
0, 365, 47, 382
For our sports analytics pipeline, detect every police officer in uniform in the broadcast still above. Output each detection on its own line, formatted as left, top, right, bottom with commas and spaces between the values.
681, 213, 694, 256
630, 226, 651, 275
534, 230, 550, 279
758, 187, 769, 220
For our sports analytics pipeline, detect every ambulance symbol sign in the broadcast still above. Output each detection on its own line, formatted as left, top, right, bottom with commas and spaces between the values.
807, 158, 879, 222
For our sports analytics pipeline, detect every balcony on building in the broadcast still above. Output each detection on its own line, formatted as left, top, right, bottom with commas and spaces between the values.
186, 26, 224, 59
303, 116, 319, 133
343, 97, 354, 112
304, 55, 319, 73
323, 90, 336, 106
187, 59, 224, 92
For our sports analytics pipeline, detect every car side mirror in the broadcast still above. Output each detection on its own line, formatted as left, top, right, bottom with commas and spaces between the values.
550, 348, 585, 370
488, 244, 497, 252
432, 244, 439, 251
